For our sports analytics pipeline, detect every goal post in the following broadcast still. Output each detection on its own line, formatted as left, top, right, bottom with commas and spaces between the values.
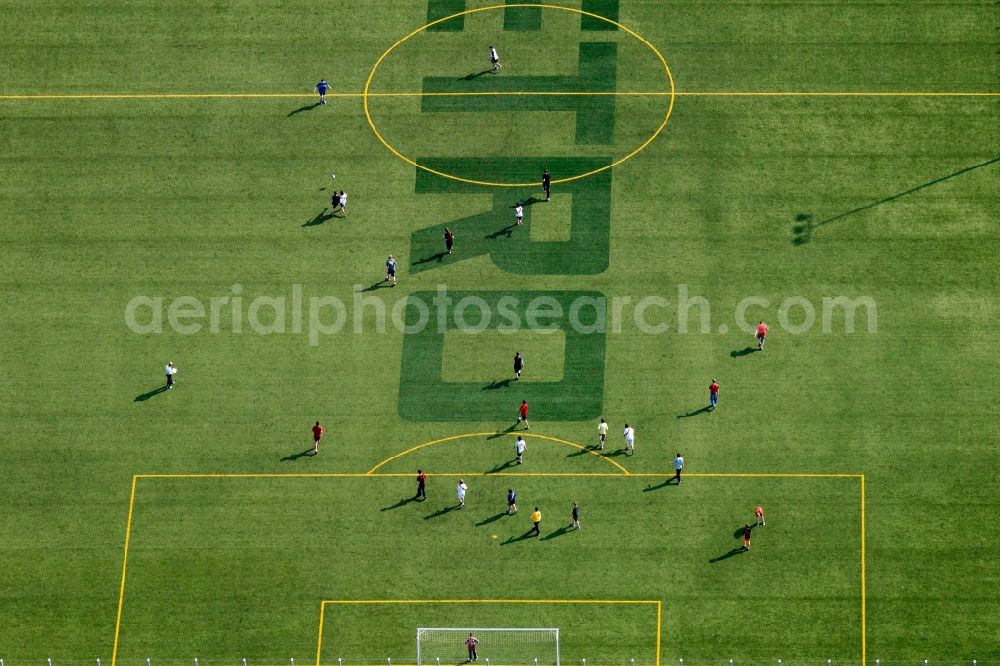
417, 627, 560, 666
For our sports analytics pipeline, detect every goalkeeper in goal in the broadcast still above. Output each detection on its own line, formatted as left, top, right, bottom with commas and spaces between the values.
465, 633, 479, 662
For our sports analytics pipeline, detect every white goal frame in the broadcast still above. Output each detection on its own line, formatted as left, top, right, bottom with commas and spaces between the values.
416, 627, 560, 666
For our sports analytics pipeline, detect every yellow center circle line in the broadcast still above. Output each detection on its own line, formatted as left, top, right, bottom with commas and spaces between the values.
366, 431, 630, 475
362, 3, 676, 188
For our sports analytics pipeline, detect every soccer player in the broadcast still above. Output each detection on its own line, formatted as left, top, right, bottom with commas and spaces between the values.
164, 361, 177, 388
456, 479, 468, 508
385, 254, 397, 286
330, 190, 342, 214
415, 469, 427, 500
515, 203, 524, 226
311, 421, 323, 454
742, 523, 753, 550
530, 507, 542, 536
756, 320, 769, 350
754, 505, 765, 526
315, 79, 329, 104
597, 417, 608, 450
518, 400, 529, 430
444, 227, 454, 255
515, 435, 527, 464
506, 488, 517, 514
513, 351, 524, 380
338, 190, 347, 216
673, 452, 684, 484
542, 169, 551, 201
709, 378, 720, 410
489, 46, 501, 72
623, 423, 635, 455
465, 633, 479, 662
571, 501, 580, 529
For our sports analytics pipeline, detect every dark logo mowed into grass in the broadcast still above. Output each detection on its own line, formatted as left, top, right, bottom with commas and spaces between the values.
398, 290, 606, 421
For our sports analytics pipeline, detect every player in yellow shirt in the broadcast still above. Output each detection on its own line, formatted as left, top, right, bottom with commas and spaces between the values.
530, 507, 542, 537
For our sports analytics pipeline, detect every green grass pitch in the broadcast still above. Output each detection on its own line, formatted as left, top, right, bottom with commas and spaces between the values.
0, 0, 998, 664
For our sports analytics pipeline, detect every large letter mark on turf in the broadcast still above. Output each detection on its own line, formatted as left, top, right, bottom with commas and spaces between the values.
409, 157, 611, 276
422, 42, 617, 145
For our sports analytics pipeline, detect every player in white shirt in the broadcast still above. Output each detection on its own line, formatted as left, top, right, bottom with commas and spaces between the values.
489, 46, 501, 72
515, 436, 528, 464
515, 204, 524, 226
623, 423, 635, 455
456, 479, 468, 507
597, 418, 608, 450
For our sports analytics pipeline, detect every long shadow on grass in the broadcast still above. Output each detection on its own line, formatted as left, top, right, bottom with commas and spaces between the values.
730, 347, 757, 358
288, 102, 321, 116
359, 281, 391, 292
486, 459, 517, 474
412, 251, 446, 266
485, 224, 517, 240
541, 526, 572, 541
483, 379, 512, 390
677, 406, 711, 418
303, 210, 334, 227
709, 547, 746, 563
476, 512, 507, 526
134, 386, 169, 402
793, 155, 1000, 244
461, 70, 493, 80
642, 478, 673, 492
424, 504, 461, 519
280, 448, 316, 462
566, 445, 602, 458
381, 497, 418, 511
501, 529, 539, 545
487, 424, 519, 440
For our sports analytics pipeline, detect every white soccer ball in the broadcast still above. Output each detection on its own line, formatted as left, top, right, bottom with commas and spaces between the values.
331, 174, 336, 180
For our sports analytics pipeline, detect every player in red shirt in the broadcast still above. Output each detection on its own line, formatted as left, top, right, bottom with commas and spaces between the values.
444, 228, 454, 255
465, 633, 479, 662
709, 379, 720, 410
311, 421, 323, 455
415, 469, 427, 501
754, 505, 765, 526
756, 321, 769, 350
742, 523, 753, 550
518, 400, 529, 430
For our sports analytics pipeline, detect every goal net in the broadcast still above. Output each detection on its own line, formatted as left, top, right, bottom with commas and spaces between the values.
417, 627, 560, 666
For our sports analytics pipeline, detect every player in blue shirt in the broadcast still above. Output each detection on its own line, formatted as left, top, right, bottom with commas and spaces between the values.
385, 255, 397, 286
315, 79, 329, 105
506, 488, 517, 514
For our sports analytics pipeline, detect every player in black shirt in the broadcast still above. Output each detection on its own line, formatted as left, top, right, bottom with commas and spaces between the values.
513, 352, 524, 380
542, 169, 551, 201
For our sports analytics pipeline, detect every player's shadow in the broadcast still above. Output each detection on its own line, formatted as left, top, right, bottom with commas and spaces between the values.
359, 281, 390, 292
412, 251, 446, 265
460, 70, 492, 80
792, 155, 1000, 245
486, 459, 517, 474
381, 497, 418, 511
134, 386, 169, 402
541, 526, 572, 541
642, 478, 673, 492
424, 505, 461, 519
517, 196, 544, 207
288, 102, 321, 116
303, 210, 334, 227
482, 379, 512, 390
677, 406, 712, 418
486, 424, 518, 440
603, 448, 630, 457
566, 445, 601, 458
476, 512, 507, 526
730, 346, 757, 358
501, 529, 539, 545
280, 448, 316, 462
485, 224, 516, 240
709, 547, 746, 563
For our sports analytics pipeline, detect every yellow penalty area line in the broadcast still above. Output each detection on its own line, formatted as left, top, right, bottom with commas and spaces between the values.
1, 91, 997, 101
